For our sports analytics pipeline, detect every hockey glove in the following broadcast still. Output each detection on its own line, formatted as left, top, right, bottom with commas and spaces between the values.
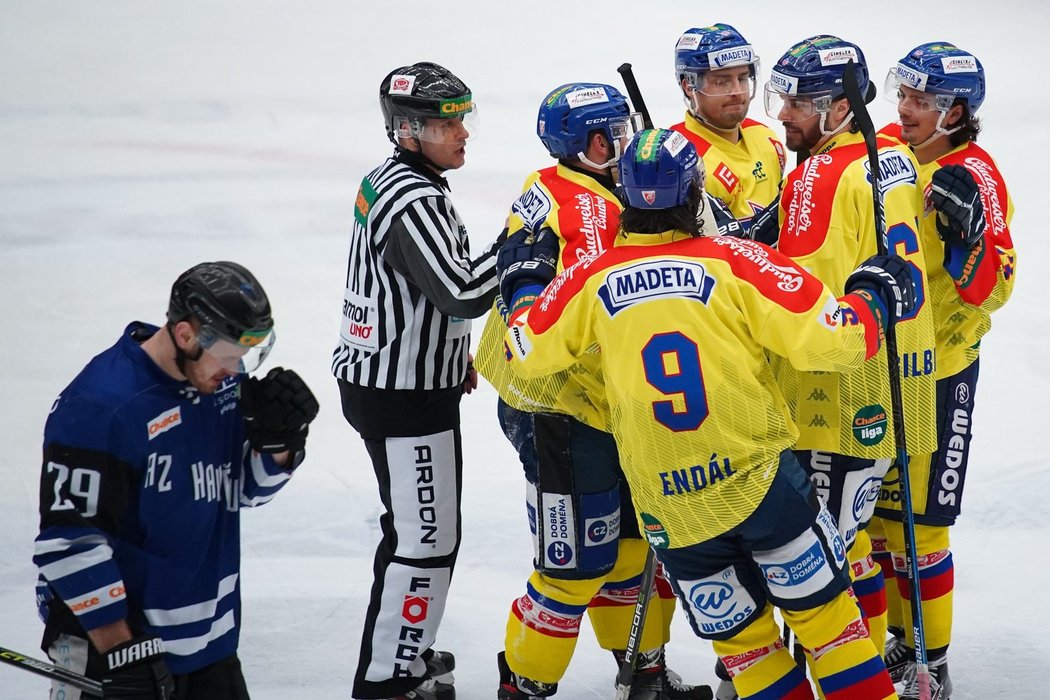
930, 164, 986, 248
241, 367, 319, 454
496, 226, 559, 318
745, 196, 780, 247
102, 636, 174, 699
845, 254, 916, 323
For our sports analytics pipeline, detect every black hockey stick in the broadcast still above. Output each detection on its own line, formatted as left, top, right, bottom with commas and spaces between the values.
612, 63, 657, 700
616, 63, 654, 129
614, 546, 658, 700
0, 644, 103, 695
842, 59, 932, 700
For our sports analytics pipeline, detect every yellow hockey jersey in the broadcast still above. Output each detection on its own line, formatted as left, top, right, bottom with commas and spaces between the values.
475, 163, 621, 430
773, 131, 938, 458
505, 233, 887, 547
879, 123, 1017, 378
670, 113, 786, 227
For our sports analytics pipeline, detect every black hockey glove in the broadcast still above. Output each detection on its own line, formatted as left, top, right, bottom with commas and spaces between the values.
241, 367, 319, 454
745, 195, 780, 247
496, 226, 559, 313
102, 636, 174, 699
845, 254, 916, 323
930, 164, 986, 249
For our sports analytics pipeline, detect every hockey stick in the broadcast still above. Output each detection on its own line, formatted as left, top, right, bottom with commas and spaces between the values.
614, 546, 658, 700
0, 644, 103, 695
616, 63, 654, 129
612, 61, 659, 700
842, 60, 932, 700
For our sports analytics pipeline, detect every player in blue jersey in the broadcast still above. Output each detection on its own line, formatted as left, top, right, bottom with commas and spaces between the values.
33, 261, 319, 700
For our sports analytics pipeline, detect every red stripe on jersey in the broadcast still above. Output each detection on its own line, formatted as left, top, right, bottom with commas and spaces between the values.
841, 292, 884, 359
778, 144, 865, 258
670, 121, 714, 157
510, 598, 581, 638
822, 671, 895, 700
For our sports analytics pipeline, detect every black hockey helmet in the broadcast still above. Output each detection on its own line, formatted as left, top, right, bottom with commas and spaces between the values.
167, 261, 275, 372
379, 62, 475, 143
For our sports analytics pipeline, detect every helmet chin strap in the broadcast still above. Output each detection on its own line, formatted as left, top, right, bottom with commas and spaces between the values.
912, 111, 961, 150
166, 322, 202, 376
577, 135, 624, 173
812, 109, 854, 152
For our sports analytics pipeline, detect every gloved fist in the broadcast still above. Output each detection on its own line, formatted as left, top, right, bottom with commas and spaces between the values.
496, 226, 559, 312
102, 636, 174, 699
845, 254, 917, 323
745, 196, 780, 246
930, 164, 986, 248
241, 367, 319, 454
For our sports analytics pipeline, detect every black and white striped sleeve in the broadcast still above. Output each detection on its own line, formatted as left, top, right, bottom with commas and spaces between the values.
383, 194, 500, 318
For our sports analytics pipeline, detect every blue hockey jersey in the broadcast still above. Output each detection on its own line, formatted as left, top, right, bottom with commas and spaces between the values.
34, 322, 299, 674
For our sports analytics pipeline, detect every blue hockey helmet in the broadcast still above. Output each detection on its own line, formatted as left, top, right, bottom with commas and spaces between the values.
537, 83, 637, 161
675, 24, 760, 86
619, 129, 701, 210
767, 35, 871, 100
886, 42, 986, 113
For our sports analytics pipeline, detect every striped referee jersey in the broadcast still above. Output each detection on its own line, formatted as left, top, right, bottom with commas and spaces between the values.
332, 149, 501, 389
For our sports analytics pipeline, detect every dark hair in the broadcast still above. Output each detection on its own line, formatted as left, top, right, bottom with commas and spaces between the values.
619, 184, 703, 238
948, 100, 981, 145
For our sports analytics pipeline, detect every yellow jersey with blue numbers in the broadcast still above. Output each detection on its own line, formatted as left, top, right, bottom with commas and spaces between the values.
772, 131, 939, 458
504, 233, 887, 547
475, 163, 621, 430
879, 123, 1017, 378
670, 113, 786, 228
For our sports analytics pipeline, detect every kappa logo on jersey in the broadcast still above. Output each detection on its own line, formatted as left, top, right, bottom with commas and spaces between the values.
866, 150, 917, 192
512, 183, 552, 231
599, 260, 716, 316
147, 407, 182, 440
714, 163, 739, 192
